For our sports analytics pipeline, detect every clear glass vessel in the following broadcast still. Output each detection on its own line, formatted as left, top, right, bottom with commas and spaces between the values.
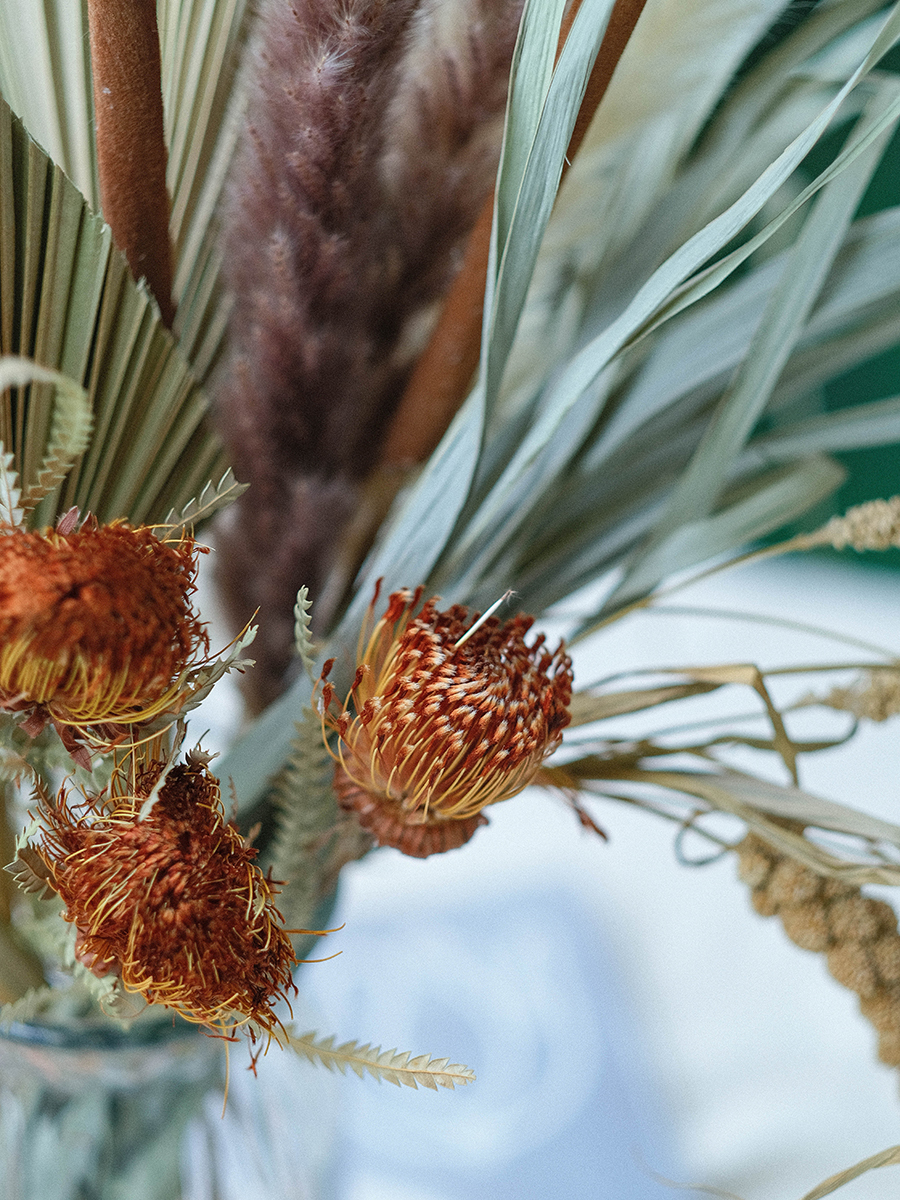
0, 1007, 338, 1200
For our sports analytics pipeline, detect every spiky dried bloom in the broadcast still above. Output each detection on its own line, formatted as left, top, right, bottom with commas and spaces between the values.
320, 585, 573, 857
737, 834, 900, 1067
214, 0, 522, 709
0, 519, 208, 742
36, 759, 298, 1037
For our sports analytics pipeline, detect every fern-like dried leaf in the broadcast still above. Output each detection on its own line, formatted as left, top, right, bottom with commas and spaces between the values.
267, 709, 369, 943
0, 356, 93, 515
293, 586, 317, 681
0, 447, 22, 527
4, 845, 55, 901
155, 467, 248, 538
20, 366, 93, 512
172, 623, 257, 719
0, 986, 58, 1029
288, 1030, 476, 1090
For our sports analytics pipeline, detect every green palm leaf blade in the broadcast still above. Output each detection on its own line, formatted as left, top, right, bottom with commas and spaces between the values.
434, 4, 900, 619
0, 95, 227, 528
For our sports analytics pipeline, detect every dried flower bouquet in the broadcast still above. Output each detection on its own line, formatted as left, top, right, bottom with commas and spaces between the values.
3, 0, 900, 1196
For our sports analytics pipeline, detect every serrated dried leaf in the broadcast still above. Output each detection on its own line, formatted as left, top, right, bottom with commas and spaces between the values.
287, 1030, 476, 1090
4, 845, 55, 900
172, 623, 258, 718
0, 985, 58, 1029
156, 468, 248, 537
293, 586, 317, 681
0, 448, 23, 528
20, 370, 93, 511
0, 357, 93, 514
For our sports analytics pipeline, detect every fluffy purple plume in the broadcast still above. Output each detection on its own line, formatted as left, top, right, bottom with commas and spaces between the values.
214, 0, 522, 709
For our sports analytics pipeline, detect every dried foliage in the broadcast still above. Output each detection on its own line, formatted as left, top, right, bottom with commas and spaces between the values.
288, 1029, 476, 1090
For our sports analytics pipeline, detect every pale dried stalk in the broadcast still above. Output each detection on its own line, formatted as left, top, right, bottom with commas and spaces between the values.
802, 670, 900, 724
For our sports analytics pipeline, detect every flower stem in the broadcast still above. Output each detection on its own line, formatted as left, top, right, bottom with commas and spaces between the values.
378, 0, 648, 468
86, 0, 175, 327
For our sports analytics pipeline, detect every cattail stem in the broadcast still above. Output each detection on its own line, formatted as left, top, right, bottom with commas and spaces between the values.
87, 0, 175, 327
379, 0, 647, 468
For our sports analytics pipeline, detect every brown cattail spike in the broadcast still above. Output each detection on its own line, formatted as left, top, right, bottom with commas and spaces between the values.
87, 0, 175, 327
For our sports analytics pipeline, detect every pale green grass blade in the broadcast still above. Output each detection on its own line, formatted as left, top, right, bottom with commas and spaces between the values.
748, 395, 900, 460
334, 0, 586, 638
577, 457, 846, 636
483, 0, 613, 405
491, 0, 567, 260
538, 6, 900, 435
458, 12, 900, 569
627, 89, 895, 545
541, 0, 789, 326
589, 203, 900, 467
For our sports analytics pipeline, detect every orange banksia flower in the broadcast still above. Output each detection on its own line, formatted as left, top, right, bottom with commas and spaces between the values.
36, 757, 298, 1038
320, 584, 573, 857
0, 517, 209, 748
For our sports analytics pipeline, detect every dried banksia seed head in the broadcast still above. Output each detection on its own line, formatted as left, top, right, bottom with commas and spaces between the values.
320, 584, 573, 857
37, 759, 298, 1037
0, 518, 209, 736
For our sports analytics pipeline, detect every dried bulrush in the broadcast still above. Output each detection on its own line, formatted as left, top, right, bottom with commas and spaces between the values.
34, 752, 301, 1040
318, 583, 573, 857
0, 514, 209, 760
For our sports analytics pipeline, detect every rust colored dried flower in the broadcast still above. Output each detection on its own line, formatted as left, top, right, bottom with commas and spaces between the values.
37, 758, 298, 1037
0, 518, 209, 742
320, 584, 573, 857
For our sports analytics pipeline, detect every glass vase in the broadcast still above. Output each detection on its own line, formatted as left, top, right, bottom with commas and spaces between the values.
0, 1006, 339, 1200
